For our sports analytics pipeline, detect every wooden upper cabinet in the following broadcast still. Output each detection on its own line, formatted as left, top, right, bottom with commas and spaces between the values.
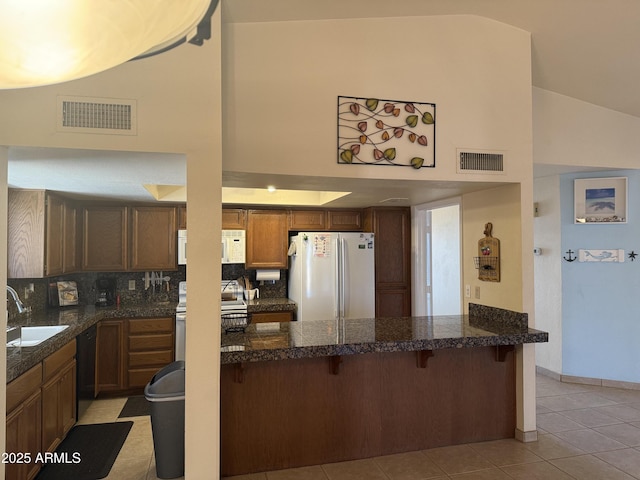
130, 206, 177, 271
327, 210, 362, 231
222, 208, 246, 229
45, 194, 65, 277
288, 209, 363, 231
8, 189, 46, 278
177, 205, 187, 230
82, 205, 128, 271
246, 209, 288, 269
289, 210, 326, 230
7, 190, 78, 278
62, 201, 80, 274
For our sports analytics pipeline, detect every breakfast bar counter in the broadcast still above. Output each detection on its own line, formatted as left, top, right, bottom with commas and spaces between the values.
220, 304, 548, 476
221, 303, 546, 364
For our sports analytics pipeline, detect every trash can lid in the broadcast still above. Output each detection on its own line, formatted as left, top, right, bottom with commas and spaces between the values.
144, 362, 185, 402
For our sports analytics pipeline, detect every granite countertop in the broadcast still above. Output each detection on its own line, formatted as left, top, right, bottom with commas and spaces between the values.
246, 297, 296, 313
220, 303, 548, 365
7, 302, 177, 383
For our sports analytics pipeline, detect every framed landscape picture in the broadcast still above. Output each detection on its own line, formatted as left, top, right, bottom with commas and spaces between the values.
574, 177, 627, 224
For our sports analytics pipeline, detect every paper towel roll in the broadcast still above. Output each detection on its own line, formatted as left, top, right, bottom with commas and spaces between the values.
256, 269, 280, 282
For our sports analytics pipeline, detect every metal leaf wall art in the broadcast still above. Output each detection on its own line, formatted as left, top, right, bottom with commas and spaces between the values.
338, 96, 436, 169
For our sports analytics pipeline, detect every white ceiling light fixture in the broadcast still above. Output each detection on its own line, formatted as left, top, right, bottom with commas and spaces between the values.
0, 0, 218, 90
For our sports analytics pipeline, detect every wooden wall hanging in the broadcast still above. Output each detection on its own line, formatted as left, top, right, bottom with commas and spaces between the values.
475, 222, 500, 282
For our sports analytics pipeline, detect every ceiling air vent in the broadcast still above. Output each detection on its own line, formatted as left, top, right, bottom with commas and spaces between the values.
457, 149, 505, 174
56, 96, 137, 135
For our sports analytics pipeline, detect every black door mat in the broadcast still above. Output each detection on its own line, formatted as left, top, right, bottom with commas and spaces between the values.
35, 421, 133, 480
118, 395, 151, 418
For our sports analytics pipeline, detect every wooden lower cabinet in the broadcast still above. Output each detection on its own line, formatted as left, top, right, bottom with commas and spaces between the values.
97, 317, 175, 395
128, 318, 175, 389
251, 311, 293, 323
42, 359, 76, 453
96, 319, 126, 394
6, 340, 76, 480
6, 390, 42, 480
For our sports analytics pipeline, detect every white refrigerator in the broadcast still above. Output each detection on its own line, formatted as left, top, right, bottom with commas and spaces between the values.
288, 232, 375, 321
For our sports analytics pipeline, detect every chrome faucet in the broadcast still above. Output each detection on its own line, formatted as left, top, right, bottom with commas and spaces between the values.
6, 286, 27, 314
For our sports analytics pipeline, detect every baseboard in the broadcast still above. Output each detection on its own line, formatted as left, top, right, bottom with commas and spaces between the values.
535, 365, 561, 381
536, 365, 640, 391
515, 428, 538, 443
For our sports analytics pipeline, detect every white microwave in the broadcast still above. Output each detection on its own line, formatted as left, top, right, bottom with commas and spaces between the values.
222, 230, 246, 264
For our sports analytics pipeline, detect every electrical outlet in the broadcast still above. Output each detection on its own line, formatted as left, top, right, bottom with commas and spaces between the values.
475, 286, 481, 299
465, 285, 471, 298
128, 280, 136, 291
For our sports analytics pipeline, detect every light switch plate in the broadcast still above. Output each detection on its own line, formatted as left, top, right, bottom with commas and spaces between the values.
128, 280, 136, 290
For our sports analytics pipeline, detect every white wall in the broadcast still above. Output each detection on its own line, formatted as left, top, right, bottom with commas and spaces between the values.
534, 87, 640, 170
532, 175, 562, 374
0, 13, 222, 477
462, 184, 523, 312
223, 15, 533, 184
533, 88, 640, 381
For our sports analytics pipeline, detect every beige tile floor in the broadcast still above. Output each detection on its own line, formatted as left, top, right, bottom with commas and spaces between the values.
84, 373, 640, 479
76, 396, 179, 480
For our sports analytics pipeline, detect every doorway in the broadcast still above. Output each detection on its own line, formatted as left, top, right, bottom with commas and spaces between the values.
413, 199, 462, 316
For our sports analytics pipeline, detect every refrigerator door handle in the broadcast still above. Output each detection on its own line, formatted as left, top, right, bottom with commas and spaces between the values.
334, 236, 340, 320
339, 236, 346, 319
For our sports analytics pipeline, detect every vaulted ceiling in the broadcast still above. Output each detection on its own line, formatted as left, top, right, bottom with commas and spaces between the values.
9, 1, 639, 204
223, 0, 640, 118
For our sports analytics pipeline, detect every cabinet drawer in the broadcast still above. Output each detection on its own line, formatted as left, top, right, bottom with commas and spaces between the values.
129, 333, 174, 351
129, 350, 174, 368
128, 368, 166, 389
128, 317, 173, 334
6, 364, 42, 413
252, 311, 293, 323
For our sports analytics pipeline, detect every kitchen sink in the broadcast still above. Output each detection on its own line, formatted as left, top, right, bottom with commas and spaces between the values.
7, 325, 69, 347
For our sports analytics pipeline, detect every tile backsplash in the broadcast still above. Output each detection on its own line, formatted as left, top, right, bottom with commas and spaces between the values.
222, 264, 287, 298
7, 266, 187, 317
7, 264, 287, 319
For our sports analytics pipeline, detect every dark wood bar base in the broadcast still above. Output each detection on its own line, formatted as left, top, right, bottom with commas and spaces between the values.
221, 346, 516, 476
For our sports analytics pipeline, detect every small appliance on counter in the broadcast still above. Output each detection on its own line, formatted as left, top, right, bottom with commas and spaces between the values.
48, 280, 79, 307
57, 281, 79, 306
95, 278, 117, 306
